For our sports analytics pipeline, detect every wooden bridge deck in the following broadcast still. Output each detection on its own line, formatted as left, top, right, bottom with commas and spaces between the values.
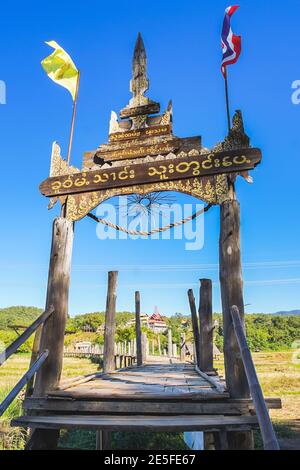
47, 362, 227, 401
12, 361, 281, 434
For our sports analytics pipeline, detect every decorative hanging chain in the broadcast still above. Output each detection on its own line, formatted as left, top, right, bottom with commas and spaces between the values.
87, 204, 213, 237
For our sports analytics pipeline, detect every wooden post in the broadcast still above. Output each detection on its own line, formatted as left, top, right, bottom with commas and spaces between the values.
141, 333, 147, 362
199, 279, 214, 372
157, 334, 162, 356
135, 291, 143, 366
180, 333, 186, 362
167, 329, 172, 358
96, 430, 112, 450
27, 217, 74, 450
103, 271, 118, 374
219, 198, 253, 450
188, 289, 201, 367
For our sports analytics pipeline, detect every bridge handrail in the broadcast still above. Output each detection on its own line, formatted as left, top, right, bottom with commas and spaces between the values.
0, 306, 54, 366
0, 350, 49, 416
230, 305, 280, 450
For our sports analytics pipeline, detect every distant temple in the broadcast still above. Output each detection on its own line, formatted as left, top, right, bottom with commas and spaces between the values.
125, 306, 167, 333
148, 307, 168, 333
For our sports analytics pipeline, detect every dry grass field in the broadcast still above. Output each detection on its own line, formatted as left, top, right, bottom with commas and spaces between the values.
0, 351, 299, 449
215, 351, 300, 449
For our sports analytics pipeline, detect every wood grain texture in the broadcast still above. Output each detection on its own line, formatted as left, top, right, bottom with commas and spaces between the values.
135, 291, 143, 366
103, 272, 118, 373
219, 201, 249, 398
219, 199, 253, 450
34, 218, 74, 395
12, 414, 259, 432
231, 306, 280, 450
188, 290, 201, 367
23, 397, 281, 415
199, 279, 213, 372
39, 148, 262, 198
27, 218, 74, 450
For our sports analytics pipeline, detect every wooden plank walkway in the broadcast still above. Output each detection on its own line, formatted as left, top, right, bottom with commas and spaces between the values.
12, 414, 259, 432
47, 362, 228, 401
12, 361, 281, 435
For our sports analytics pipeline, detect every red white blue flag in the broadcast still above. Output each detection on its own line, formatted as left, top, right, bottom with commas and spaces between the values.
221, 5, 241, 77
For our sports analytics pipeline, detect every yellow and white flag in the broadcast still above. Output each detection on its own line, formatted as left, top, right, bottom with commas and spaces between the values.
41, 41, 79, 101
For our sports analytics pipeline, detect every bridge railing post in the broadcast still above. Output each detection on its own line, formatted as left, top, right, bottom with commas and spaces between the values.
103, 271, 118, 374
188, 289, 201, 367
199, 279, 214, 373
135, 291, 143, 366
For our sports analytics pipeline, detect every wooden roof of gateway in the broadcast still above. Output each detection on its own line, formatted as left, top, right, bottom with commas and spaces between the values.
82, 32, 202, 173
39, 33, 262, 222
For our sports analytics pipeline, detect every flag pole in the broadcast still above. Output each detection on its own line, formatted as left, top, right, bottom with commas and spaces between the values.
224, 67, 231, 133
66, 70, 80, 165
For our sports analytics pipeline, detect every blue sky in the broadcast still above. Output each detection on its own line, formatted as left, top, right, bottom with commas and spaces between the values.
0, 0, 299, 316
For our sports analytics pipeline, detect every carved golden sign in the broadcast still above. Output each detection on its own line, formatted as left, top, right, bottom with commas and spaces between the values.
39, 147, 262, 198
98, 139, 180, 162
109, 124, 171, 143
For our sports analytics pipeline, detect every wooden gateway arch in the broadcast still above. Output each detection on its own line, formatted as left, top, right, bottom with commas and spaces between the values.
4, 34, 282, 450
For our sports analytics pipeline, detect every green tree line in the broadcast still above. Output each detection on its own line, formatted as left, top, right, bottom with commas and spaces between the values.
0, 306, 299, 353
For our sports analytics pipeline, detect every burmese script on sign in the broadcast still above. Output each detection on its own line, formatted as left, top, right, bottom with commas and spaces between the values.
39, 148, 262, 198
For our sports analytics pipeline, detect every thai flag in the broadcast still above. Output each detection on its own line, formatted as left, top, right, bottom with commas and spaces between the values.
221, 5, 241, 77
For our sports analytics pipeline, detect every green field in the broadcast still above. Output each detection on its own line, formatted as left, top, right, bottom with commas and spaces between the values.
0, 351, 299, 450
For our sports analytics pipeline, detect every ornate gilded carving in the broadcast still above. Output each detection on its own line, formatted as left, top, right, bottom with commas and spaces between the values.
48, 141, 80, 210
66, 175, 229, 221
213, 110, 253, 184
213, 110, 250, 152
160, 100, 173, 126
50, 141, 79, 177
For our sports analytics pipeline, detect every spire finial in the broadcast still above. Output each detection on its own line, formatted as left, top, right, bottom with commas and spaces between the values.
119, 33, 160, 123
130, 33, 149, 106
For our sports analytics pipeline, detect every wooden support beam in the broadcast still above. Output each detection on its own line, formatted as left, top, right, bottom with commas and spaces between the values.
219, 199, 253, 450
231, 306, 280, 450
103, 272, 118, 374
33, 218, 74, 395
167, 329, 172, 358
180, 333, 186, 362
26, 217, 74, 450
25, 326, 43, 397
157, 334, 162, 356
141, 333, 147, 363
199, 279, 213, 372
0, 307, 53, 366
135, 291, 143, 366
188, 289, 201, 367
0, 351, 49, 417
96, 430, 112, 450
